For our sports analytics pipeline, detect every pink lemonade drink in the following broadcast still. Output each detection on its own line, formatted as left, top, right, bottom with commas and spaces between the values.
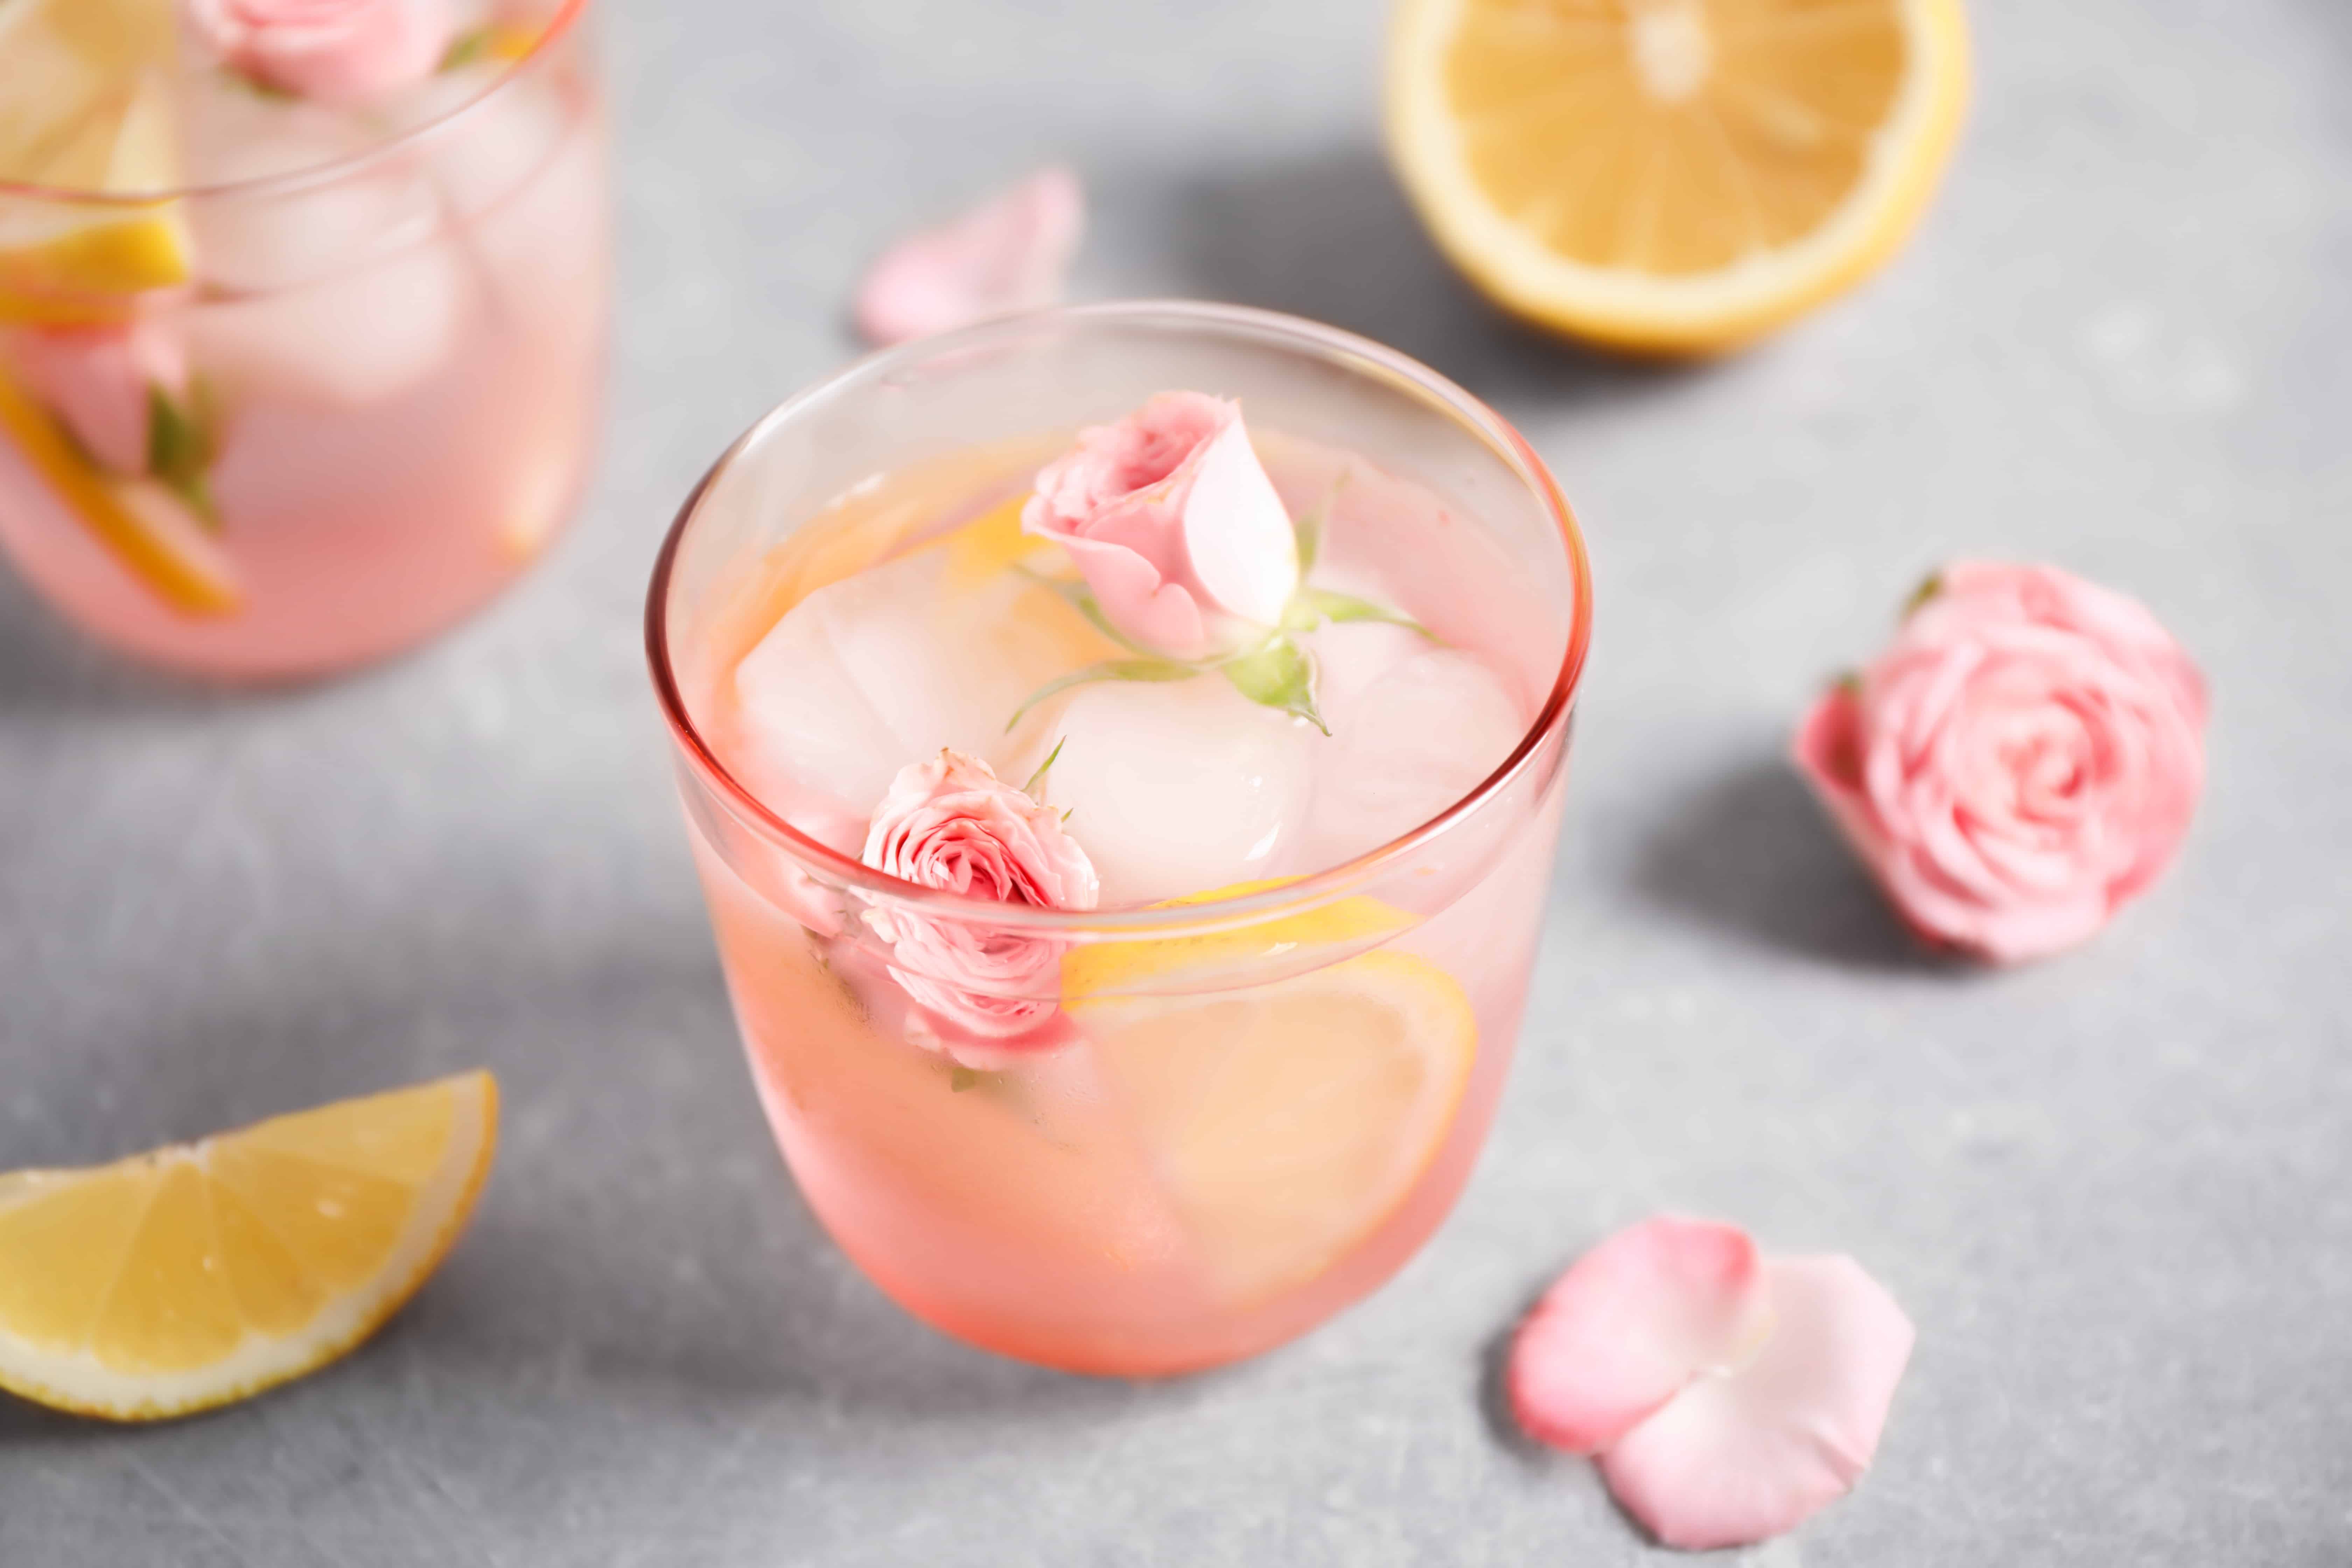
650, 305, 1591, 1376
0, 0, 608, 679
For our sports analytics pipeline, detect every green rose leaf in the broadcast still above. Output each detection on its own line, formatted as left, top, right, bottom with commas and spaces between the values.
1018, 568, 1155, 656
146, 382, 222, 531
1021, 736, 1067, 799
145, 386, 202, 481
1293, 587, 1436, 640
1290, 470, 1349, 576
440, 27, 492, 71
1007, 658, 1195, 732
1224, 635, 1327, 734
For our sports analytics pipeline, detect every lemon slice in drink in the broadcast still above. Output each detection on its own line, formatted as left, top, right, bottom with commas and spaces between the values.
0, 365, 241, 614
1063, 878, 1415, 999
0, 0, 190, 327
1069, 886, 1475, 1304
0, 1072, 497, 1422
1386, 0, 1969, 354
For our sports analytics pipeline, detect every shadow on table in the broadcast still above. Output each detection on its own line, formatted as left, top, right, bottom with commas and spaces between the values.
1472, 1278, 1642, 1536
1632, 755, 1954, 972
1474, 1282, 1558, 1468
0, 572, 243, 719
0, 922, 1160, 1449
1142, 145, 1712, 413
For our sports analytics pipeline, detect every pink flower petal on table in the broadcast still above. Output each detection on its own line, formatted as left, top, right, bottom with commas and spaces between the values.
1509, 1216, 1774, 1455
1599, 1255, 1916, 1552
852, 168, 1084, 346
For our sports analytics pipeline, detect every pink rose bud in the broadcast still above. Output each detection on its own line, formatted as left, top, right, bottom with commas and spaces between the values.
1793, 561, 2208, 963
860, 749, 1098, 1046
5, 323, 187, 476
182, 0, 457, 107
852, 167, 1084, 348
1022, 391, 1299, 661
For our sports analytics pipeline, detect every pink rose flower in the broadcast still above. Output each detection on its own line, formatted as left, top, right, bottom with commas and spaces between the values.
860, 749, 1098, 1045
6, 323, 186, 476
183, 0, 457, 107
852, 167, 1084, 348
1022, 392, 1300, 661
1793, 561, 2208, 964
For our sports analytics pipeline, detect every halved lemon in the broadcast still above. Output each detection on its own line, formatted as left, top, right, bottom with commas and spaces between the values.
1387, 0, 1970, 354
1074, 947, 1477, 1303
0, 364, 241, 614
0, 1072, 498, 1422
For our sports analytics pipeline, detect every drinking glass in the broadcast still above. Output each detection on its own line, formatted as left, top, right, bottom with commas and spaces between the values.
648, 302, 1592, 1375
0, 0, 609, 679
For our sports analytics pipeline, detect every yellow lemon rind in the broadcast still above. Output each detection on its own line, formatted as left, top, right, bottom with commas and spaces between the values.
0, 368, 241, 616
1062, 888, 1418, 1002
1385, 0, 1972, 356
0, 1072, 498, 1423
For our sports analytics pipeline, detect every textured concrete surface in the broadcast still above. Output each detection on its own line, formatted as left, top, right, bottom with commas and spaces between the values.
4, 0, 2350, 1562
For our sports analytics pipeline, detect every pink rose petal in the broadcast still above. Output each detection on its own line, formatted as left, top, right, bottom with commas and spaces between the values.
1508, 1216, 1774, 1455
1599, 1255, 1917, 1552
1176, 415, 1297, 628
6, 323, 186, 476
852, 168, 1084, 347
1021, 391, 1298, 660
183, 0, 456, 107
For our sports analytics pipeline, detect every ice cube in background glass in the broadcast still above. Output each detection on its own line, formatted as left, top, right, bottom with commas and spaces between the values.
1038, 675, 1314, 907
731, 544, 1114, 830
183, 239, 467, 407
418, 67, 603, 330
1293, 630, 1527, 873
411, 65, 566, 218
182, 100, 464, 405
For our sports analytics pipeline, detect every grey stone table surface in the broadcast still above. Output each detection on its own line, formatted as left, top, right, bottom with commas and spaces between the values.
4, 0, 2348, 1562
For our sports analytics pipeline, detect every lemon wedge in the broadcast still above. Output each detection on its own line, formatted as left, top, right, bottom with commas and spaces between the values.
1076, 949, 1477, 1304
0, 0, 190, 326
0, 1072, 497, 1422
0, 363, 241, 614
1387, 0, 1969, 354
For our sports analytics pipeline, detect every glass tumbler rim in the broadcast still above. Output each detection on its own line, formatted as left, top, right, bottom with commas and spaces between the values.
645, 298, 1594, 939
0, 0, 592, 209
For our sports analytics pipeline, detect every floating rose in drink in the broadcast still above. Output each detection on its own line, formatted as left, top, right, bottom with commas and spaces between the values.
1021, 391, 1298, 662
181, 0, 458, 107
859, 747, 1098, 1050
